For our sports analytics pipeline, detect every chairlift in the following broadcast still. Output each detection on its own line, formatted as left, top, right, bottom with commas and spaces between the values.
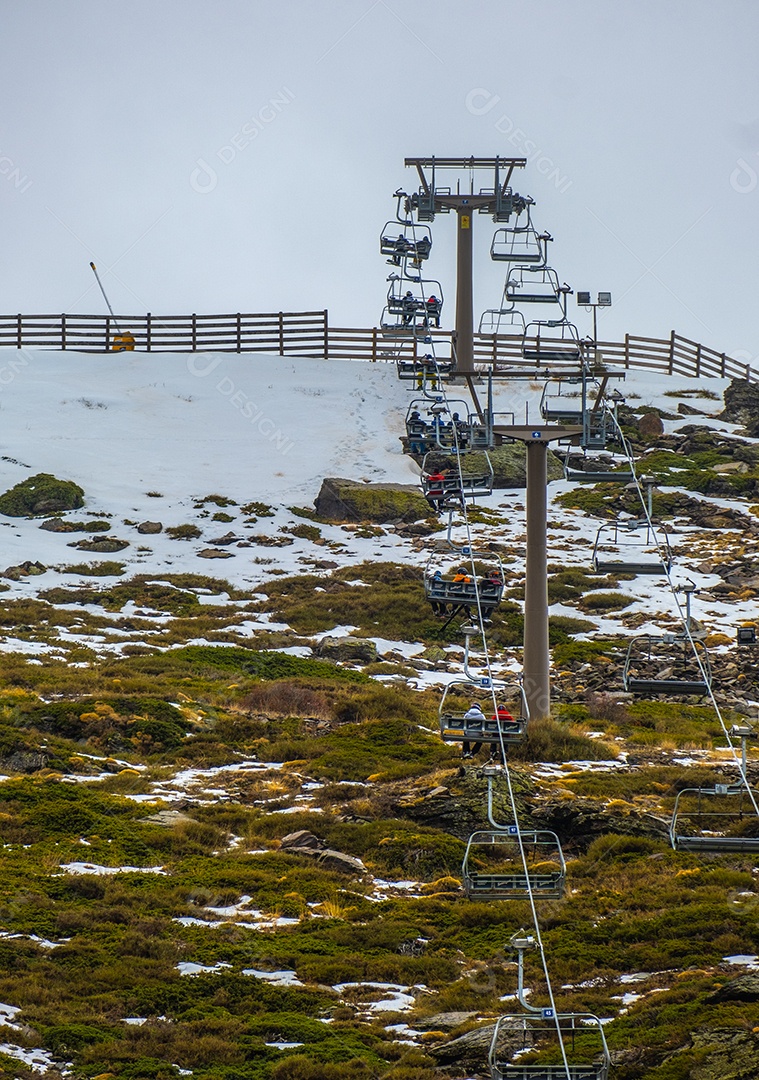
539, 376, 585, 424
396, 355, 453, 387
379, 222, 433, 265
522, 319, 583, 363
670, 783, 759, 853
489, 1012, 610, 1080
424, 552, 505, 627
462, 828, 566, 900
404, 398, 472, 452
592, 520, 672, 576
490, 208, 551, 264
386, 277, 444, 328
505, 266, 568, 306
478, 308, 526, 337
421, 450, 494, 506
623, 633, 712, 696
563, 451, 634, 484
439, 679, 527, 747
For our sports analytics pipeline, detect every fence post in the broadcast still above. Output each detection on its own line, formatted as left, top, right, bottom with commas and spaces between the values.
16, 314, 21, 350
105, 316, 111, 352
721, 352, 726, 377
236, 313, 241, 353
278, 312, 284, 356
695, 341, 701, 377
61, 314, 66, 351
624, 332, 629, 369
668, 330, 675, 375
371, 327, 377, 362
323, 310, 328, 360
146, 313, 152, 352
192, 313, 197, 352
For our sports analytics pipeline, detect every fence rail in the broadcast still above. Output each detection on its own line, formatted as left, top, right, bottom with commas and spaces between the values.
0, 311, 754, 382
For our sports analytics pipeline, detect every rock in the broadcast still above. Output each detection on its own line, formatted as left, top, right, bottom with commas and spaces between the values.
315, 636, 379, 663
280, 830, 324, 851
314, 478, 431, 524
141, 809, 195, 827
71, 537, 129, 553
3, 560, 47, 581
39, 518, 77, 532
678, 402, 705, 415
708, 973, 759, 1002
415, 1012, 480, 1031
638, 410, 665, 439
430, 1022, 498, 1065
317, 849, 366, 874
0, 473, 84, 517
137, 521, 163, 534
529, 797, 670, 850
419, 444, 563, 489
0, 750, 50, 773
721, 378, 759, 435
197, 548, 234, 559
685, 1026, 759, 1078
712, 461, 749, 473
427, 786, 451, 798
209, 532, 244, 546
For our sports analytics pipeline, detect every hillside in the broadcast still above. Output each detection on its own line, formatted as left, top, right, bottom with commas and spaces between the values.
0, 350, 756, 1079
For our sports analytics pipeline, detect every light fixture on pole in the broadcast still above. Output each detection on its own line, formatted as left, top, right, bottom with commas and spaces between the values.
577, 290, 612, 343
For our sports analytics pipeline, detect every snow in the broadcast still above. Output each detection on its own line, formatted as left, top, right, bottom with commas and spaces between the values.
60, 862, 166, 875
242, 969, 303, 987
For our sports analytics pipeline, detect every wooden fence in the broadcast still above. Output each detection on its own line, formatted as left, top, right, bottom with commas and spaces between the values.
0, 310, 754, 382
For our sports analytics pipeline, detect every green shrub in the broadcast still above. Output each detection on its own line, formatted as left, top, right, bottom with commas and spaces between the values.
166, 524, 202, 541
578, 591, 633, 612
0, 473, 84, 517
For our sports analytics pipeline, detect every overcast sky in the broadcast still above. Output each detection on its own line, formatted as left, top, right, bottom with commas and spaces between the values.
2, 0, 758, 361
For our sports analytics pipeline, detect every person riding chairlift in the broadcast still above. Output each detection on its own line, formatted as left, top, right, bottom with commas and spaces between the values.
462, 701, 485, 758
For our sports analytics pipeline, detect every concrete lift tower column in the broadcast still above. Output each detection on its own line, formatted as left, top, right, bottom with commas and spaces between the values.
404, 157, 527, 376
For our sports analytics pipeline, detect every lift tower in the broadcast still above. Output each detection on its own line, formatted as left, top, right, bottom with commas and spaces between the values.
404, 157, 527, 375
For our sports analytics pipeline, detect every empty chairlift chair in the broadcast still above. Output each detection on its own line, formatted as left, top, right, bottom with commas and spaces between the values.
592, 520, 672, 576
462, 827, 566, 900
490, 211, 551, 266
670, 783, 759, 853
563, 448, 634, 484
505, 266, 567, 306
623, 633, 712, 696
539, 376, 586, 424
438, 679, 527, 748
521, 319, 583, 363
489, 1012, 611, 1080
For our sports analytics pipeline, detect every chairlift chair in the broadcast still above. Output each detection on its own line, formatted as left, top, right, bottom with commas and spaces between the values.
478, 308, 526, 337
489, 1012, 611, 1080
563, 452, 634, 484
539, 377, 585, 424
623, 633, 712, 696
438, 679, 527, 747
386, 278, 444, 328
490, 209, 551, 265
424, 552, 505, 621
505, 266, 567, 306
592, 520, 673, 576
462, 828, 566, 900
522, 319, 583, 363
421, 450, 495, 504
670, 784, 759, 853
396, 356, 453, 386
404, 398, 471, 452
379, 222, 433, 264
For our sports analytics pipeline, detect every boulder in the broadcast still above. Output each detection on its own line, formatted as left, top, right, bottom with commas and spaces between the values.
529, 796, 670, 849
721, 379, 759, 435
317, 849, 366, 874
3, 560, 46, 581
280, 830, 324, 851
71, 537, 129, 553
137, 521, 163, 534
415, 1012, 480, 1031
209, 532, 245, 546
0, 473, 84, 517
678, 401, 705, 415
39, 518, 78, 532
0, 750, 50, 773
314, 478, 431, 524
197, 548, 234, 559
430, 1023, 498, 1065
708, 973, 759, 1002
638, 410, 665, 439
315, 636, 379, 663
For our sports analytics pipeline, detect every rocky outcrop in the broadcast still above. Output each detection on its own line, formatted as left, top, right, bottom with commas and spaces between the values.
529, 796, 670, 850
314, 478, 431, 524
315, 636, 378, 663
429, 1022, 498, 1066
197, 548, 234, 559
0, 750, 50, 773
71, 537, 129, 553
708, 974, 759, 1002
721, 379, 759, 435
279, 830, 366, 876
3, 560, 46, 580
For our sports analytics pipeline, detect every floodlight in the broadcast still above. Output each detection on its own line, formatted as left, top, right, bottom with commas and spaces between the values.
576, 290, 591, 305
597, 292, 612, 306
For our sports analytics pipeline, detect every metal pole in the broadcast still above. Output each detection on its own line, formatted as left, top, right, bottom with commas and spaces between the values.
524, 440, 550, 720
90, 262, 122, 333
454, 204, 474, 374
